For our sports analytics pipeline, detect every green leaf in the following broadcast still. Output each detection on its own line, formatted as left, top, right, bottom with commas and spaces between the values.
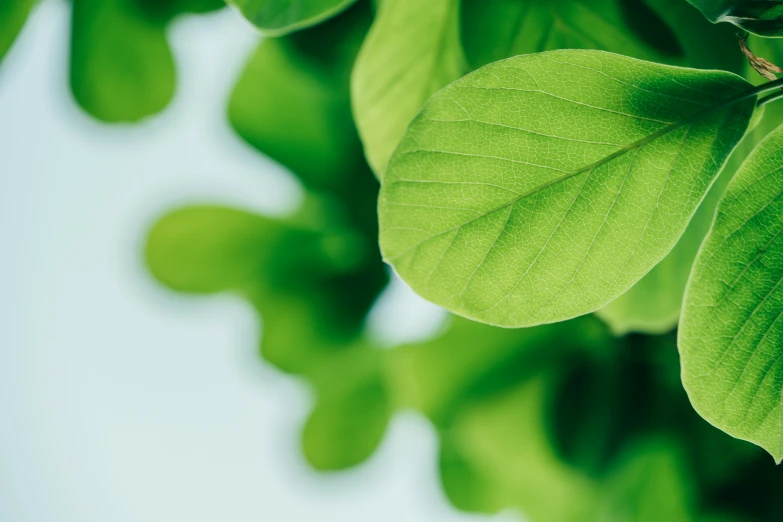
597, 439, 696, 522
0, 0, 35, 64
597, 98, 771, 335
460, 0, 666, 70
303, 345, 390, 470
458, 0, 746, 335
379, 50, 755, 328
351, 0, 465, 176
227, 0, 359, 35
71, 0, 175, 122
146, 202, 387, 372
228, 2, 371, 190
145, 206, 279, 294
442, 372, 596, 520
686, 0, 783, 37
595, 145, 742, 335
679, 121, 783, 463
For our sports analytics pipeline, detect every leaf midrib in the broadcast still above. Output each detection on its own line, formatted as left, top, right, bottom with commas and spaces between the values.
385, 80, 756, 263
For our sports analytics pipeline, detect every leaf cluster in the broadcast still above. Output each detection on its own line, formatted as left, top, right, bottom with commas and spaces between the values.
139, 2, 783, 520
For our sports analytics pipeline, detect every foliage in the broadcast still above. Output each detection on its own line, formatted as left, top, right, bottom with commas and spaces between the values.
681, 121, 783, 463
1, 0, 223, 121
141, 1, 783, 520
7, 0, 783, 519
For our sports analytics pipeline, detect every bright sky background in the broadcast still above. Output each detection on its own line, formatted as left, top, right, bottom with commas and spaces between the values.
0, 2, 515, 521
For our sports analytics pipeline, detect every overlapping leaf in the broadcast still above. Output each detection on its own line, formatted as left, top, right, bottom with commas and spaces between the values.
379, 50, 755, 328
680, 122, 783, 463
351, 0, 465, 176
460, 0, 667, 70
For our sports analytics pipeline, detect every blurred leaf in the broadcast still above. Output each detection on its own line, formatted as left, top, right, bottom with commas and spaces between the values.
71, 0, 174, 122
457, 0, 747, 335
680, 121, 783, 464
460, 0, 665, 70
228, 0, 359, 35
351, 0, 465, 176
146, 201, 387, 374
596, 439, 696, 522
228, 1, 371, 190
640, 0, 744, 71
444, 374, 596, 520
70, 0, 222, 122
145, 206, 275, 294
389, 316, 611, 519
686, 0, 783, 37
0, 0, 35, 64
595, 27, 776, 335
303, 345, 391, 470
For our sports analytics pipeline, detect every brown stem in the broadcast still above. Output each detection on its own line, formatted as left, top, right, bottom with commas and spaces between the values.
739, 32, 783, 81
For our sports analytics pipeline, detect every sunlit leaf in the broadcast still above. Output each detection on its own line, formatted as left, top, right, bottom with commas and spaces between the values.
0, 0, 35, 64
680, 122, 783, 463
303, 345, 391, 470
379, 50, 755, 328
146, 200, 387, 371
686, 0, 783, 37
351, 0, 465, 176
456, 0, 746, 335
228, 0, 358, 35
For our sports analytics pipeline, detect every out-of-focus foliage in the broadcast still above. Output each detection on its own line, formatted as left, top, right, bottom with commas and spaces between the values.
145, 3, 783, 520
1, 0, 222, 121
686, 0, 783, 37
71, 0, 223, 121
227, 0, 359, 35
0, 0, 36, 64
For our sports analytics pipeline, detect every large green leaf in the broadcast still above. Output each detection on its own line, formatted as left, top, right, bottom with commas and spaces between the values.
686, 0, 783, 37
379, 50, 755, 328
458, 0, 746, 335
0, 0, 35, 64
228, 0, 358, 35
351, 0, 465, 176
642, 0, 744, 71
597, 439, 696, 522
680, 122, 783, 463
